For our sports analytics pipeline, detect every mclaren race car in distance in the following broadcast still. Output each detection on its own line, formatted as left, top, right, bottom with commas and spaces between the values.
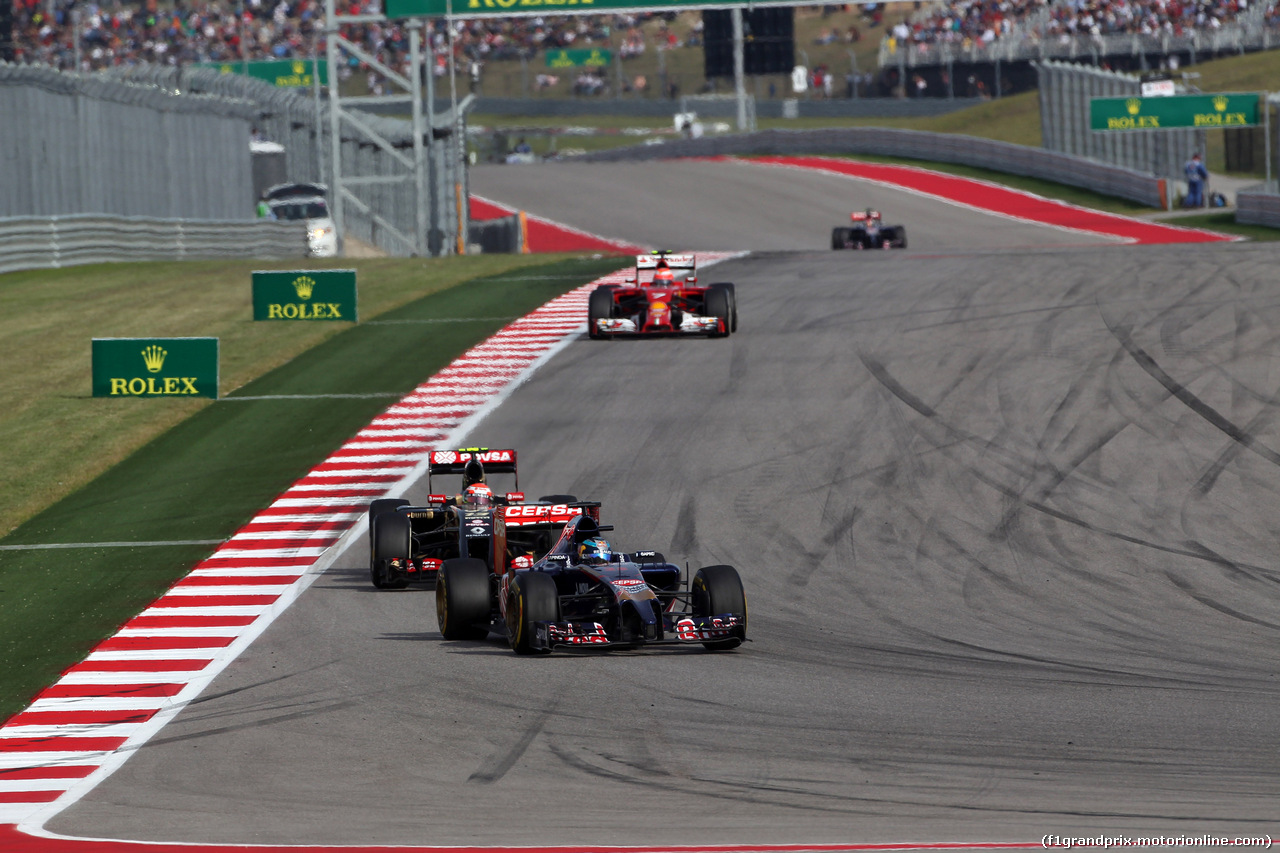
831, 209, 907, 250
589, 250, 737, 339
367, 447, 601, 589
436, 512, 748, 654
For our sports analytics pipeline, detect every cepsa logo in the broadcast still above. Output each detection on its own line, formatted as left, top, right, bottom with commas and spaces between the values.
503, 504, 582, 520
109, 345, 200, 396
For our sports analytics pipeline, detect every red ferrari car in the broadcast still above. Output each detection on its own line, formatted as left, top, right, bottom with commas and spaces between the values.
589, 251, 737, 338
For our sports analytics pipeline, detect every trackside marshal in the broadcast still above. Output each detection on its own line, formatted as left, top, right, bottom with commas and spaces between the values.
252, 270, 358, 322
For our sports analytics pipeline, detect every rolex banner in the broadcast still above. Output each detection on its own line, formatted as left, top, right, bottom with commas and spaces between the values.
92, 338, 219, 399
252, 270, 358, 322
1090, 93, 1260, 131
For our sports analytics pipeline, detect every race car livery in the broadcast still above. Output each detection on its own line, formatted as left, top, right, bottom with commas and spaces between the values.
435, 513, 748, 654
367, 447, 599, 589
832, 210, 907, 250
589, 250, 738, 338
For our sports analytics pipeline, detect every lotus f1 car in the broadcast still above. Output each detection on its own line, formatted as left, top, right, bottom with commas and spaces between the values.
367, 447, 600, 589
436, 512, 748, 654
831, 210, 907, 250
589, 251, 738, 339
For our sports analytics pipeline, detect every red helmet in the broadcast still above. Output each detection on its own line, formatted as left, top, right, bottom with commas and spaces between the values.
653, 267, 675, 284
464, 483, 494, 506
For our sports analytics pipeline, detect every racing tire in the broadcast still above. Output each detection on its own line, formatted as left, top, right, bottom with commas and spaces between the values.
710, 282, 738, 333
588, 287, 615, 340
506, 571, 560, 655
894, 226, 907, 249
370, 512, 412, 590
437, 557, 492, 641
831, 227, 851, 250
368, 498, 409, 527
691, 564, 747, 651
537, 494, 579, 504
705, 285, 732, 338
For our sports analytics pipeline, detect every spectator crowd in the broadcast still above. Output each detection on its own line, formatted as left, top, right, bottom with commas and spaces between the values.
887, 0, 1255, 55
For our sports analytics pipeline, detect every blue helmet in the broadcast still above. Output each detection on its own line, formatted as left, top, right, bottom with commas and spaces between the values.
578, 537, 612, 565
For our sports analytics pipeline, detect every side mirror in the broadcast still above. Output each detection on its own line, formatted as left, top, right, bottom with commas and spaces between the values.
686, 276, 696, 284
625, 277, 636, 284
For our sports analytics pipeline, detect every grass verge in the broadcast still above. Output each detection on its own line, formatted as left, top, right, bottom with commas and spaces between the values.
0, 254, 626, 722
0, 254, 598, 538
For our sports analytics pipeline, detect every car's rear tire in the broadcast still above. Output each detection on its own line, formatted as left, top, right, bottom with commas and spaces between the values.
692, 564, 746, 651
537, 494, 578, 504
894, 226, 908, 249
588, 286, 615, 339
705, 285, 732, 338
370, 512, 412, 590
831, 227, 850, 250
437, 557, 492, 641
507, 572, 560, 655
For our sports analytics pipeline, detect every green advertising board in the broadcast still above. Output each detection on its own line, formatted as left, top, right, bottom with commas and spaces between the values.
545, 48, 612, 68
1090, 93, 1259, 131
92, 338, 219, 399
387, 0, 768, 18
252, 270, 358, 322
195, 59, 329, 88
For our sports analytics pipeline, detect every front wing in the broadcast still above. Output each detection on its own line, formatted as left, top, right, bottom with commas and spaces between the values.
593, 314, 724, 337
531, 612, 745, 650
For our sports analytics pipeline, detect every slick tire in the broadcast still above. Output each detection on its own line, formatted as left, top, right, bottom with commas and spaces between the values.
507, 571, 560, 655
588, 286, 615, 340
437, 557, 492, 641
537, 494, 579, 504
710, 282, 738, 333
895, 226, 908, 249
705, 285, 732, 338
370, 512, 412, 590
368, 498, 409, 529
831, 227, 850, 250
691, 564, 747, 651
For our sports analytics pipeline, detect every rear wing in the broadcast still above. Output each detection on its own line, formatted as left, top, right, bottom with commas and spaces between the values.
427, 447, 518, 492
637, 253, 696, 271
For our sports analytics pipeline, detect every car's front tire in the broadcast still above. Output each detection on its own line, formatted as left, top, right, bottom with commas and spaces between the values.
692, 564, 747, 651
506, 572, 560, 655
437, 557, 492, 641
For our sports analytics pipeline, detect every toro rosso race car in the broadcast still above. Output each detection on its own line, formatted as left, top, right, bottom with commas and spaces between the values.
436, 512, 748, 654
589, 251, 738, 339
367, 447, 601, 589
831, 209, 907, 250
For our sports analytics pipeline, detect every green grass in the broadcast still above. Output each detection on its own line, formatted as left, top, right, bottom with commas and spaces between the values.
0, 254, 625, 721
1157, 211, 1280, 241
0, 254, 598, 539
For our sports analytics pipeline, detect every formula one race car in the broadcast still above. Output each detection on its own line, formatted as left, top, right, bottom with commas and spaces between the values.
367, 447, 601, 589
436, 512, 748, 654
831, 209, 907, 250
588, 251, 737, 338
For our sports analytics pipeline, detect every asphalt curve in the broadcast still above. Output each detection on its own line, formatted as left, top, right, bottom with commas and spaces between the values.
47, 175, 1280, 847
468, 159, 1123, 251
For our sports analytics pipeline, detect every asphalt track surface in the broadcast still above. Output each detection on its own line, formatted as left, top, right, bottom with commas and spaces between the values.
47, 164, 1280, 848
469, 160, 1125, 252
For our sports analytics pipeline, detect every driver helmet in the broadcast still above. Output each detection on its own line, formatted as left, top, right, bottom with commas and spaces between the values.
652, 267, 676, 285
464, 483, 494, 507
578, 537, 612, 565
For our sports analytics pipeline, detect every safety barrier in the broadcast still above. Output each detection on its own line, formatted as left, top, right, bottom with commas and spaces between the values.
575, 127, 1167, 208
0, 216, 309, 274
1235, 184, 1280, 228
